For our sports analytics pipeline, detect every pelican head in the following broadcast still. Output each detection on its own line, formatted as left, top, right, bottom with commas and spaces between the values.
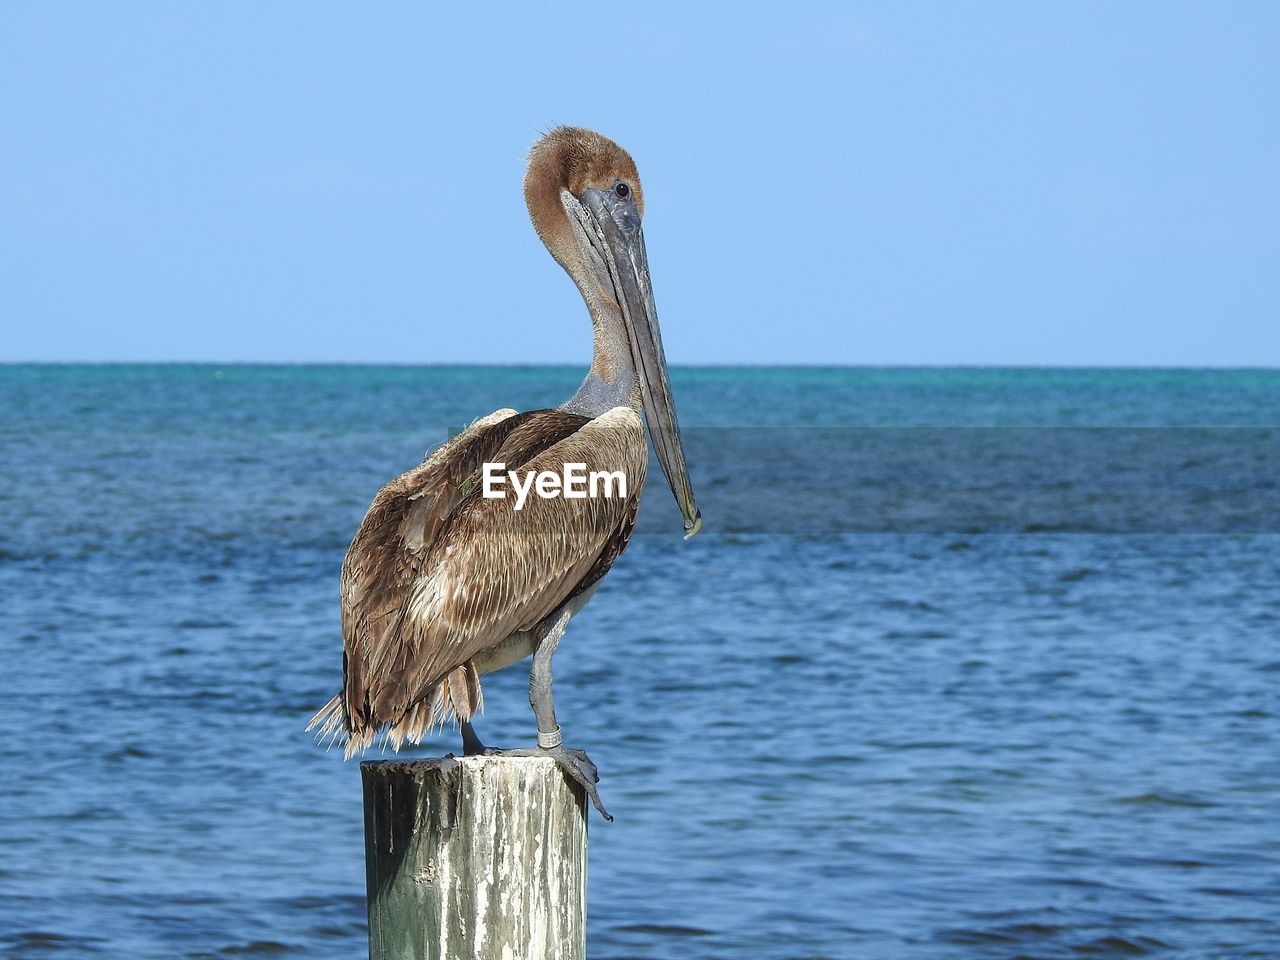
525, 127, 701, 538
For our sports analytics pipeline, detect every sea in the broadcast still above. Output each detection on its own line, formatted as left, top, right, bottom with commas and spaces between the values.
1, 365, 1277, 959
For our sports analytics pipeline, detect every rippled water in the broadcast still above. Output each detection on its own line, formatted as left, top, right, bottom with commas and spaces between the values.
1, 366, 1277, 959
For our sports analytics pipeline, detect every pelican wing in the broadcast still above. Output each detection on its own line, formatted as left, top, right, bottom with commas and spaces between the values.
339, 408, 520, 628
330, 405, 645, 750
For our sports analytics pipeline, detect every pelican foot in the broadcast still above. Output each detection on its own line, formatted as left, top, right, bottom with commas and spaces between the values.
458, 723, 610, 820
534, 743, 611, 821
474, 746, 611, 820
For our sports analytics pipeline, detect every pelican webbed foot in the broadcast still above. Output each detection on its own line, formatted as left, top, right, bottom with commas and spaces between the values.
529, 742, 610, 822
457, 722, 610, 820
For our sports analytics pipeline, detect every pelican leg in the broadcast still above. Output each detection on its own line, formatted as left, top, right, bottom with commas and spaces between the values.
527, 613, 567, 746
468, 611, 611, 820
460, 719, 487, 756
523, 612, 611, 819
529, 624, 612, 820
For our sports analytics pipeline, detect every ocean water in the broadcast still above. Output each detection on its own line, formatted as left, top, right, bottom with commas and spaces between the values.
1, 365, 1277, 960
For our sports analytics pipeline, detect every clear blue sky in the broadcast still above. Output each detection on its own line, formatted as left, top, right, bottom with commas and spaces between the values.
2, 3, 1277, 365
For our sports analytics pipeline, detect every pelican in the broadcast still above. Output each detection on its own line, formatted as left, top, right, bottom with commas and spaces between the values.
310, 127, 701, 819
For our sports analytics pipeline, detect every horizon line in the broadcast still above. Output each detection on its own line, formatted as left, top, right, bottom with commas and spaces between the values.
3, 360, 1279, 372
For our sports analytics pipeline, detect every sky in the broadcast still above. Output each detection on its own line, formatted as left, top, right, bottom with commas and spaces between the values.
1, 2, 1277, 366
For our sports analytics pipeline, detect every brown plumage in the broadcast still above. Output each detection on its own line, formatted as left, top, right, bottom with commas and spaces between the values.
310, 127, 699, 780
311, 406, 646, 756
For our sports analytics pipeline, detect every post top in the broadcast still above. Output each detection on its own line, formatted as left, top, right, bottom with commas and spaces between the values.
360, 754, 562, 779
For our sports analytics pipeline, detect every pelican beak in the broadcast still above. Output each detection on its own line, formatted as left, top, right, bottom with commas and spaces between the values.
578, 188, 702, 538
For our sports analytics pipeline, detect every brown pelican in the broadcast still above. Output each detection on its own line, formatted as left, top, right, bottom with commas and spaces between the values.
310, 127, 701, 819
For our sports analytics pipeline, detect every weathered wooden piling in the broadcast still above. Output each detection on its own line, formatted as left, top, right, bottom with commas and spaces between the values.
361, 756, 588, 960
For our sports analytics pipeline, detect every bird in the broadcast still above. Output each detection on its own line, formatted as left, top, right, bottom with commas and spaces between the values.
309, 127, 701, 819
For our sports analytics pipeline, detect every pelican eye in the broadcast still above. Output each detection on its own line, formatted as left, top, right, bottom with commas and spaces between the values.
614, 182, 631, 200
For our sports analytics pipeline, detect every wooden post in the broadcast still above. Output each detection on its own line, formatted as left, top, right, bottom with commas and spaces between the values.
361, 756, 588, 960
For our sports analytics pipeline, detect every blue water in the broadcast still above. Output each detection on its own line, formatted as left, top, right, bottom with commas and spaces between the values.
1, 365, 1278, 959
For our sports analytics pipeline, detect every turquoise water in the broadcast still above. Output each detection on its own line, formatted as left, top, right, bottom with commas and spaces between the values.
1, 365, 1277, 959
